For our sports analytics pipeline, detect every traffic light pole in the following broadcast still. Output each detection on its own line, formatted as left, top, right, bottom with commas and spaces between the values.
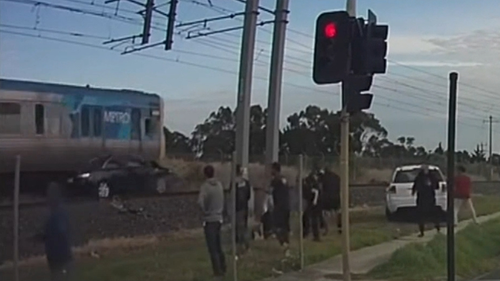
339, 1, 355, 281
446, 72, 458, 281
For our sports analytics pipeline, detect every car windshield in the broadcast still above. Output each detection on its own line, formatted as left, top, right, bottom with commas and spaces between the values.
393, 168, 443, 183
86, 155, 111, 170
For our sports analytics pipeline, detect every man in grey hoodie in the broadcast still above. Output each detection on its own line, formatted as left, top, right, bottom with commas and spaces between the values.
198, 165, 226, 277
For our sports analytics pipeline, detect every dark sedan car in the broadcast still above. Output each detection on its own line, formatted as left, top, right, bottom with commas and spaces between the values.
67, 155, 180, 200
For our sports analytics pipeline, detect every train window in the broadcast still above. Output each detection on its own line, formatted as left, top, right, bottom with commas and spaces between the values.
81, 107, 90, 137
144, 118, 152, 138
35, 104, 45, 135
93, 108, 102, 137
0, 102, 21, 134
131, 108, 141, 140
70, 113, 80, 138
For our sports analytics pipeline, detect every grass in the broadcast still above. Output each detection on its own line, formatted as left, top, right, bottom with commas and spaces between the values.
2, 196, 499, 281
369, 197, 500, 281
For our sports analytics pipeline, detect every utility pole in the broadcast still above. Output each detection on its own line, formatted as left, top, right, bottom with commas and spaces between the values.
235, 0, 259, 168
484, 115, 499, 180
265, 0, 289, 175
340, 2, 355, 281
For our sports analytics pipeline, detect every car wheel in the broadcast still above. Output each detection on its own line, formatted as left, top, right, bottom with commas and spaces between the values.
97, 181, 111, 199
156, 177, 167, 194
385, 207, 396, 222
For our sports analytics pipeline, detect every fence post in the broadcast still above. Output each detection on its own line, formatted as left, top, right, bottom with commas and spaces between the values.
230, 151, 238, 281
13, 155, 21, 281
298, 154, 304, 270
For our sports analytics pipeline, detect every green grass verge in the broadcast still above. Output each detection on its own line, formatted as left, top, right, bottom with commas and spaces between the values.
369, 203, 500, 280
2, 196, 500, 281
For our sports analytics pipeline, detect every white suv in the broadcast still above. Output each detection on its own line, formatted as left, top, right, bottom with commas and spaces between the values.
385, 164, 447, 221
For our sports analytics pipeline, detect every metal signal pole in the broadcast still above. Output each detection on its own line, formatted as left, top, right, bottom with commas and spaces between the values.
340, 1, 355, 281
235, 0, 259, 168
446, 72, 458, 281
265, 0, 289, 175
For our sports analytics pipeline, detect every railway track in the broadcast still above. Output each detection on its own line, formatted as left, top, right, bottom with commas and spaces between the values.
0, 183, 388, 210
0, 189, 203, 210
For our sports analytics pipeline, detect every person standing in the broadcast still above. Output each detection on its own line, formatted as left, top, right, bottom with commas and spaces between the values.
302, 172, 322, 241
36, 183, 73, 281
198, 165, 226, 278
412, 164, 441, 237
270, 162, 291, 257
232, 164, 252, 254
318, 168, 342, 234
454, 165, 478, 225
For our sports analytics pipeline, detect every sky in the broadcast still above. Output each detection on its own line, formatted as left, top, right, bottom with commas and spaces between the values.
1, 0, 500, 153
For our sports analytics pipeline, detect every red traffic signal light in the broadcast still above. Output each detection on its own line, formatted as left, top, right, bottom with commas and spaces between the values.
324, 22, 337, 38
312, 10, 352, 85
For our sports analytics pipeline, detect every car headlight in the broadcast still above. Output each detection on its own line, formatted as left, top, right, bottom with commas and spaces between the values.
78, 173, 91, 178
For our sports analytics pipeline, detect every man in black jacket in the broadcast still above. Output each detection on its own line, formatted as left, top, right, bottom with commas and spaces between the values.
232, 164, 252, 254
318, 168, 342, 234
270, 162, 291, 257
412, 164, 441, 237
302, 172, 323, 241
37, 183, 73, 281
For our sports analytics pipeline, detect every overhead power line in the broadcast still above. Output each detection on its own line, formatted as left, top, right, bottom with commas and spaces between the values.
3, 28, 500, 139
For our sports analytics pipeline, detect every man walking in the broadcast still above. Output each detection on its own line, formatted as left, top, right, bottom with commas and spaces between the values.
412, 164, 441, 237
270, 162, 292, 257
36, 183, 73, 281
232, 164, 252, 254
318, 168, 342, 234
454, 165, 478, 225
198, 165, 226, 278
302, 171, 322, 241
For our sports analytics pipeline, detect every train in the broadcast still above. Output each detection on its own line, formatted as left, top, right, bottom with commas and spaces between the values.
0, 78, 165, 194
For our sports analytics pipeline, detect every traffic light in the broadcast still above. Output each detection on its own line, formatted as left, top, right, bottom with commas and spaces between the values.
312, 11, 353, 85
365, 22, 389, 74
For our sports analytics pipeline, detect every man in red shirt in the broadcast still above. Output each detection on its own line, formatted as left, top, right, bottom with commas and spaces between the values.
454, 165, 478, 225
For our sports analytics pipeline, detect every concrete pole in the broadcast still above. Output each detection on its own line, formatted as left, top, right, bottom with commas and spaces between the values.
235, 0, 259, 167
264, 0, 290, 170
13, 155, 21, 281
340, 1, 355, 281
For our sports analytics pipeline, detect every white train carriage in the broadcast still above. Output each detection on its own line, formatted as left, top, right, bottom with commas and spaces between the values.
0, 79, 165, 182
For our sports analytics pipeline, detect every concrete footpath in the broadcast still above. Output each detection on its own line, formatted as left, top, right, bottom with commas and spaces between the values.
262, 212, 500, 281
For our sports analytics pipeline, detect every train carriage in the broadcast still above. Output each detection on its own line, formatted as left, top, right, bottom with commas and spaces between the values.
0, 78, 165, 190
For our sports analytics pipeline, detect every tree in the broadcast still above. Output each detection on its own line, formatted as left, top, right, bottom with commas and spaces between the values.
280, 105, 388, 156
190, 105, 268, 158
163, 127, 191, 154
471, 144, 486, 163
191, 106, 235, 158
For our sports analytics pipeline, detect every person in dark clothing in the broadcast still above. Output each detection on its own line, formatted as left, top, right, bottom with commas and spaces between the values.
270, 162, 291, 257
232, 164, 252, 254
198, 165, 226, 277
36, 183, 73, 281
302, 172, 323, 241
412, 164, 441, 237
317, 168, 342, 234
260, 189, 274, 240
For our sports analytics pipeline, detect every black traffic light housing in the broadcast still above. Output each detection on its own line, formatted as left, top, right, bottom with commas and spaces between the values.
312, 11, 353, 84
364, 10, 389, 74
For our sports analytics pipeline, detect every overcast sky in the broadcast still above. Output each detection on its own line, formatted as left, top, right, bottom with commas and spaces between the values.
1, 0, 500, 153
